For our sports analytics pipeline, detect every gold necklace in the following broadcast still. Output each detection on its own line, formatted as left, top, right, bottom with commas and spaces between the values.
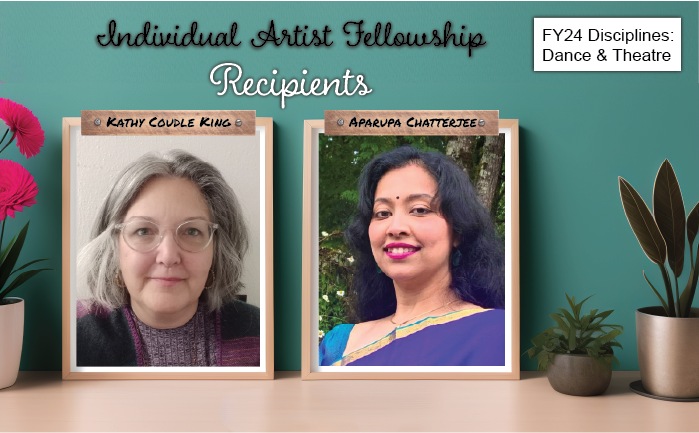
389, 299, 460, 327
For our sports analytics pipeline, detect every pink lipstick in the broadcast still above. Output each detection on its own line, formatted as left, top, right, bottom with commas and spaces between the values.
384, 243, 420, 259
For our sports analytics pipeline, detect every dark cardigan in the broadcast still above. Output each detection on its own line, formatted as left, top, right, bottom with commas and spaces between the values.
77, 300, 260, 367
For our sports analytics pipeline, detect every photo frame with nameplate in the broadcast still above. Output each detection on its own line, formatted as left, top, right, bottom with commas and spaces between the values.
62, 111, 273, 379
302, 110, 519, 379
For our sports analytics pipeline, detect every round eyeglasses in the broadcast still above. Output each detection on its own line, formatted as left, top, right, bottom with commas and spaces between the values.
115, 220, 219, 253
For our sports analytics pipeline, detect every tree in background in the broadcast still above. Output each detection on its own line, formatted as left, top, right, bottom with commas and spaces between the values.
446, 134, 506, 236
318, 134, 505, 339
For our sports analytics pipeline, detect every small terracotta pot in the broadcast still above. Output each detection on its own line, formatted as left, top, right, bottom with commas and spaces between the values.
0, 298, 24, 390
636, 306, 699, 398
546, 353, 612, 396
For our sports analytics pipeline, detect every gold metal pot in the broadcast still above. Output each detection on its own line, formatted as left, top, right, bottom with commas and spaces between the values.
636, 306, 699, 398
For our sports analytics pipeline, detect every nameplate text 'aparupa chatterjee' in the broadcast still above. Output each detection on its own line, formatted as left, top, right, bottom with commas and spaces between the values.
324, 110, 499, 136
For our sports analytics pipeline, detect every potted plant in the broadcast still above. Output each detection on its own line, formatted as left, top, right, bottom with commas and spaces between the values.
619, 160, 699, 399
0, 98, 51, 390
524, 294, 623, 396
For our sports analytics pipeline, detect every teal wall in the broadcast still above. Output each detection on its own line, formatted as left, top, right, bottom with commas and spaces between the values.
1, 2, 697, 371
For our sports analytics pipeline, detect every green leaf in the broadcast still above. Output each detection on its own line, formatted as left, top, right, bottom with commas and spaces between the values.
530, 328, 555, 347
600, 324, 623, 331
586, 322, 603, 334
658, 264, 677, 317
536, 350, 550, 371
599, 328, 623, 342
580, 314, 591, 332
593, 310, 614, 322
679, 263, 694, 317
558, 339, 569, 350
0, 268, 52, 299
687, 201, 699, 250
558, 308, 578, 328
525, 346, 542, 359
0, 232, 19, 266
573, 295, 593, 320
565, 293, 576, 313
549, 313, 570, 335
0, 222, 30, 293
9, 258, 49, 275
653, 160, 686, 279
619, 177, 667, 265
679, 241, 699, 318
643, 270, 670, 315
578, 337, 594, 348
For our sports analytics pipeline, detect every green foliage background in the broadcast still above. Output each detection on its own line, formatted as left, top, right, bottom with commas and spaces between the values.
318, 135, 505, 341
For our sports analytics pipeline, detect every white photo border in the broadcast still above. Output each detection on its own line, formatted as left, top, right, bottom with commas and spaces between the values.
302, 118, 520, 380
62, 116, 274, 379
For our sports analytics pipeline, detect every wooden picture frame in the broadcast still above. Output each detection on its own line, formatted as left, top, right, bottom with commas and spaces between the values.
62, 112, 273, 379
302, 112, 519, 379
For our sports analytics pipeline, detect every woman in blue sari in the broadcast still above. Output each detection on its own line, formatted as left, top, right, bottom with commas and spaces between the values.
320, 146, 505, 367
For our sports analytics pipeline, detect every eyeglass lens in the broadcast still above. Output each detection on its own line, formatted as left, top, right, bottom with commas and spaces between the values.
122, 220, 214, 252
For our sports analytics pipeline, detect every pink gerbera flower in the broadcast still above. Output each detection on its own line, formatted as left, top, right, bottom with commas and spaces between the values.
0, 160, 38, 219
0, 98, 45, 158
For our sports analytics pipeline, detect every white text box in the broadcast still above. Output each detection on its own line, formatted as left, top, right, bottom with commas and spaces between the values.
534, 18, 681, 71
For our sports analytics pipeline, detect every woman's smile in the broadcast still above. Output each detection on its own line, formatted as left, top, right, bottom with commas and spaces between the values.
384, 242, 421, 259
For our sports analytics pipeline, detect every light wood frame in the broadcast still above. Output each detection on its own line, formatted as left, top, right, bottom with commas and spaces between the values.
62, 115, 274, 379
302, 117, 520, 379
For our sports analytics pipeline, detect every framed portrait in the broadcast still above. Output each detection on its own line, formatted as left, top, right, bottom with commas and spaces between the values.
302, 111, 519, 379
62, 111, 273, 379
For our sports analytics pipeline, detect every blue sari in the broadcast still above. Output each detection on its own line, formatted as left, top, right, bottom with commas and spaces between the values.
319, 308, 505, 366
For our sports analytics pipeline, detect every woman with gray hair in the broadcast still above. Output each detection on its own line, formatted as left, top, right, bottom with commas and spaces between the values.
77, 150, 259, 367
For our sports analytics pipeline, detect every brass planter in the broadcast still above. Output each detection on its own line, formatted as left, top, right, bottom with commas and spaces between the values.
547, 354, 612, 396
636, 307, 699, 398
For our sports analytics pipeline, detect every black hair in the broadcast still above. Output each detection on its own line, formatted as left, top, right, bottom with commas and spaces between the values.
345, 145, 505, 322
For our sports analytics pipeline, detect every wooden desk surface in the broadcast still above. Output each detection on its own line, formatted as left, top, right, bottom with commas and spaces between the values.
0, 371, 696, 431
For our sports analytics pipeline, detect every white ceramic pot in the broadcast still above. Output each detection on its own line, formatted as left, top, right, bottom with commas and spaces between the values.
0, 298, 24, 390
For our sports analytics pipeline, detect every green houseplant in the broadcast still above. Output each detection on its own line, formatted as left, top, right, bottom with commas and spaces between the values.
524, 294, 623, 396
619, 160, 698, 318
619, 160, 699, 398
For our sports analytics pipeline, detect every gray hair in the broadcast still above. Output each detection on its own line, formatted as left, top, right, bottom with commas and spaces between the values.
78, 150, 249, 312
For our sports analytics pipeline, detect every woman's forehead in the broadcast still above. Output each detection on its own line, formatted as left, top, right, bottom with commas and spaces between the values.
125, 177, 210, 220
375, 165, 437, 197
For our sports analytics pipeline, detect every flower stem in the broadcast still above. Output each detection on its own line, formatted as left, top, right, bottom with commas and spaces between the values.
0, 128, 9, 148
0, 218, 5, 253
0, 131, 16, 155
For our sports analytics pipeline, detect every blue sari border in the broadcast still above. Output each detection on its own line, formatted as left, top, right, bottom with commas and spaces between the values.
333, 307, 492, 366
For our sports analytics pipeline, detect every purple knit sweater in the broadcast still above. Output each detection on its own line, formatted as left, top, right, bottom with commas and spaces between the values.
126, 303, 217, 367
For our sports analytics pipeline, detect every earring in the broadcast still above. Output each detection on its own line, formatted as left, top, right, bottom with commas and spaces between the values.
115, 271, 126, 288
451, 250, 463, 267
204, 269, 215, 289
376, 265, 383, 274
